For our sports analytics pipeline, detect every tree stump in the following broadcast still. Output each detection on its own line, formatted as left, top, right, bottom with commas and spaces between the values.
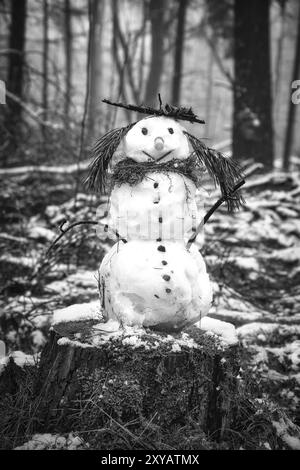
35, 314, 240, 447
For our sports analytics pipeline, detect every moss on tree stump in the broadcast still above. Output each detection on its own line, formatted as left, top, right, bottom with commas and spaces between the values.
34, 323, 240, 447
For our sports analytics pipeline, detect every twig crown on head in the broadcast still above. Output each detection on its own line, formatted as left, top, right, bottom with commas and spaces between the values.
102, 95, 205, 124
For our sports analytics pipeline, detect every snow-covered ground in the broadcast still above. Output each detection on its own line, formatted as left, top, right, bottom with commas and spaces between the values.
1, 169, 300, 446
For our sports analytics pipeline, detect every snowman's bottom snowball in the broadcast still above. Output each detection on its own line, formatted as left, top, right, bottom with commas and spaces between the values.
100, 240, 213, 331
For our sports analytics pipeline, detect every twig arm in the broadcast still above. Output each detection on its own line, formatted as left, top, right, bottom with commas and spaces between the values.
186, 179, 245, 250
46, 220, 127, 255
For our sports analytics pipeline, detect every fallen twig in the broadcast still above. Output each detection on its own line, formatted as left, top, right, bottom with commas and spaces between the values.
0, 161, 90, 176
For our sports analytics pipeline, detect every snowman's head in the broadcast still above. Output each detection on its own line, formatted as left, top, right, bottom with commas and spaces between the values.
86, 105, 244, 210
121, 116, 189, 163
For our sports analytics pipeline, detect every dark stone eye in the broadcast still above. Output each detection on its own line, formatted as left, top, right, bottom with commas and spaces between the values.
168, 128, 174, 134
142, 127, 148, 135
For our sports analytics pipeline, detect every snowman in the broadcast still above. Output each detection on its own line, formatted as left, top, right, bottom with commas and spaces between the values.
86, 99, 244, 332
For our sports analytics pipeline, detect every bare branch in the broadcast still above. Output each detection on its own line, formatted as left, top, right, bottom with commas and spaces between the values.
5, 90, 62, 129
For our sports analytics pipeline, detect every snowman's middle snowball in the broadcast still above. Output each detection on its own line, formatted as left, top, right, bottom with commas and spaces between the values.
105, 172, 206, 242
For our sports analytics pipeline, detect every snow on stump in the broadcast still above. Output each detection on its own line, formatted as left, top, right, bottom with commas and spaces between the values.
35, 303, 240, 443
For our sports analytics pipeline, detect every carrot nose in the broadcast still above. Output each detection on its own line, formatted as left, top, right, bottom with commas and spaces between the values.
154, 137, 164, 151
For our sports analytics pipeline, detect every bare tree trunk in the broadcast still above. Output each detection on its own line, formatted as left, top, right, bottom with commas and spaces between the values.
233, 0, 274, 170
87, 0, 104, 141
42, 0, 49, 142
111, 0, 131, 124
64, 0, 72, 119
283, 2, 300, 170
274, 1, 286, 108
6, 0, 27, 127
171, 0, 188, 105
205, 44, 214, 138
144, 0, 166, 107
138, 2, 147, 99
112, 13, 139, 103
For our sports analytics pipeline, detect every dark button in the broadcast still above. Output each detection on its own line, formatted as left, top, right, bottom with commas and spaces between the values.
161, 260, 167, 265
156, 238, 162, 242
159, 217, 163, 223
157, 245, 166, 252
154, 182, 159, 188
166, 288, 172, 294
162, 274, 170, 281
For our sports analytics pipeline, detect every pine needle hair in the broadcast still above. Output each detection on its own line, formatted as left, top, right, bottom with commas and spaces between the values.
85, 122, 136, 193
184, 132, 245, 210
